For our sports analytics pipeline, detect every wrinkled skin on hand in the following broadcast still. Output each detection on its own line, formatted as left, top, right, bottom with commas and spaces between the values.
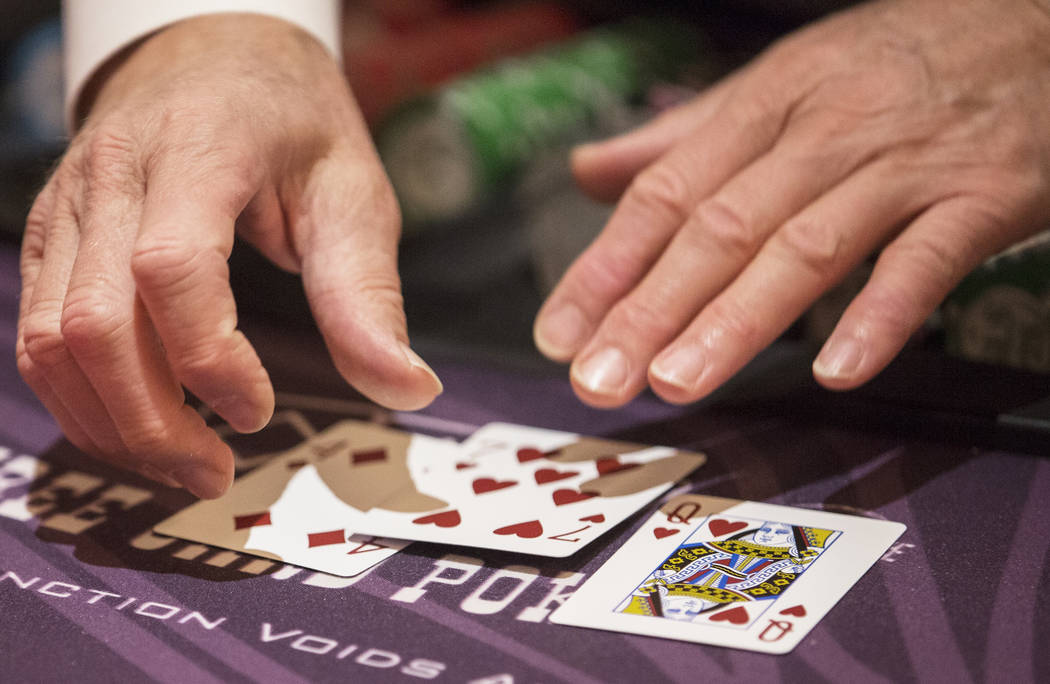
535, 0, 1050, 408
16, 14, 442, 498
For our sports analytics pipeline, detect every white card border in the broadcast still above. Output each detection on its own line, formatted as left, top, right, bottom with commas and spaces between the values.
550, 500, 906, 654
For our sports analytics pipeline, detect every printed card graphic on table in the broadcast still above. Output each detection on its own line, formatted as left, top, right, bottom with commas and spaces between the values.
348, 423, 706, 557
550, 494, 906, 653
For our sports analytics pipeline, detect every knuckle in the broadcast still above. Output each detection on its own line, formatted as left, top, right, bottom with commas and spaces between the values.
859, 287, 921, 340
607, 297, 681, 343
21, 311, 69, 370
121, 419, 179, 457
775, 218, 843, 277
311, 269, 407, 329
60, 289, 128, 353
131, 238, 213, 295
569, 247, 641, 304
705, 298, 759, 347
172, 338, 235, 386
370, 179, 402, 227
884, 235, 964, 286
81, 125, 140, 190
624, 163, 694, 225
686, 198, 760, 261
15, 339, 45, 386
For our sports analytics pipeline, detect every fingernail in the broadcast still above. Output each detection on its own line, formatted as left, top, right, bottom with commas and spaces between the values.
573, 346, 630, 396
214, 396, 268, 433
535, 303, 588, 358
172, 465, 230, 499
650, 345, 707, 392
139, 463, 182, 489
814, 334, 864, 379
401, 343, 443, 395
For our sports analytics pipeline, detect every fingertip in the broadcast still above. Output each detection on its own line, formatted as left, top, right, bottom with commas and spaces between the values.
138, 463, 184, 489
212, 385, 275, 433
534, 302, 589, 362
171, 444, 234, 499
648, 345, 707, 400
812, 333, 867, 390
648, 373, 704, 406
173, 463, 232, 499
400, 342, 444, 399
568, 346, 642, 409
337, 341, 443, 412
570, 140, 630, 204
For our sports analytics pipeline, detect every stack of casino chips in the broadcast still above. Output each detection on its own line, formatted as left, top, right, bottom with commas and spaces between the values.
943, 230, 1050, 373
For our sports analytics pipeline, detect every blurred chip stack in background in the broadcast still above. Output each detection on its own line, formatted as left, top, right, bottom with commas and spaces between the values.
375, 15, 702, 226
943, 231, 1050, 374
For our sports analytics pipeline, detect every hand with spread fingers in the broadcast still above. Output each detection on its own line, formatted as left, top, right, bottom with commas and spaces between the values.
16, 14, 442, 498
535, 0, 1050, 408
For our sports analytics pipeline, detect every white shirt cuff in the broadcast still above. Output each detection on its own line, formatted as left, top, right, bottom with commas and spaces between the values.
62, 0, 342, 131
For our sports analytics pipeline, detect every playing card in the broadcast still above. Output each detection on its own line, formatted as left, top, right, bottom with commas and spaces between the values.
154, 420, 461, 576
550, 494, 906, 653
349, 423, 706, 557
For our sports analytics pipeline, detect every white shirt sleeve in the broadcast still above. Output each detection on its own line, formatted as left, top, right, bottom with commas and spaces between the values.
62, 0, 342, 130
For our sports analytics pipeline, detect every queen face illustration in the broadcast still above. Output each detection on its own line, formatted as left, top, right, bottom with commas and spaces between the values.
752, 522, 793, 546
661, 595, 707, 621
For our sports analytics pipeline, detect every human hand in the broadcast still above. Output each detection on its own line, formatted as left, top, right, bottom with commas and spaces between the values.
16, 14, 441, 498
534, 0, 1050, 407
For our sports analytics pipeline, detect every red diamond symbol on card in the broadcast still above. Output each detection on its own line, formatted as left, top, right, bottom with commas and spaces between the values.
307, 529, 346, 547
352, 448, 387, 465
233, 512, 271, 530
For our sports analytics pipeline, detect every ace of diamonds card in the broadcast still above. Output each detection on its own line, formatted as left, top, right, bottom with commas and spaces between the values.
550, 494, 905, 654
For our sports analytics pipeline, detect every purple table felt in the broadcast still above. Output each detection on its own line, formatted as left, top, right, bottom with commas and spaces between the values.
2, 242, 1049, 683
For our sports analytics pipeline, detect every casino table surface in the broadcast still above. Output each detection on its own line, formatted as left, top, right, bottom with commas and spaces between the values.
2, 240, 1049, 684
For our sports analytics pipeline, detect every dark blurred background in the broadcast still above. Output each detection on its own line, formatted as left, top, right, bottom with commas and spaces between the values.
1, 0, 1047, 378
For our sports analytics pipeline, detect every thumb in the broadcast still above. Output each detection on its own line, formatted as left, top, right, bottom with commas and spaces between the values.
295, 156, 442, 411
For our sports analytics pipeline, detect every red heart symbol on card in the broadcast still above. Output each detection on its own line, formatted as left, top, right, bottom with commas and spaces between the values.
472, 478, 517, 494
779, 605, 807, 617
517, 447, 546, 463
534, 467, 578, 484
552, 488, 597, 506
493, 520, 543, 538
455, 462, 476, 470
580, 514, 605, 523
653, 527, 680, 539
709, 519, 749, 537
412, 510, 461, 528
595, 457, 641, 475
709, 606, 750, 624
